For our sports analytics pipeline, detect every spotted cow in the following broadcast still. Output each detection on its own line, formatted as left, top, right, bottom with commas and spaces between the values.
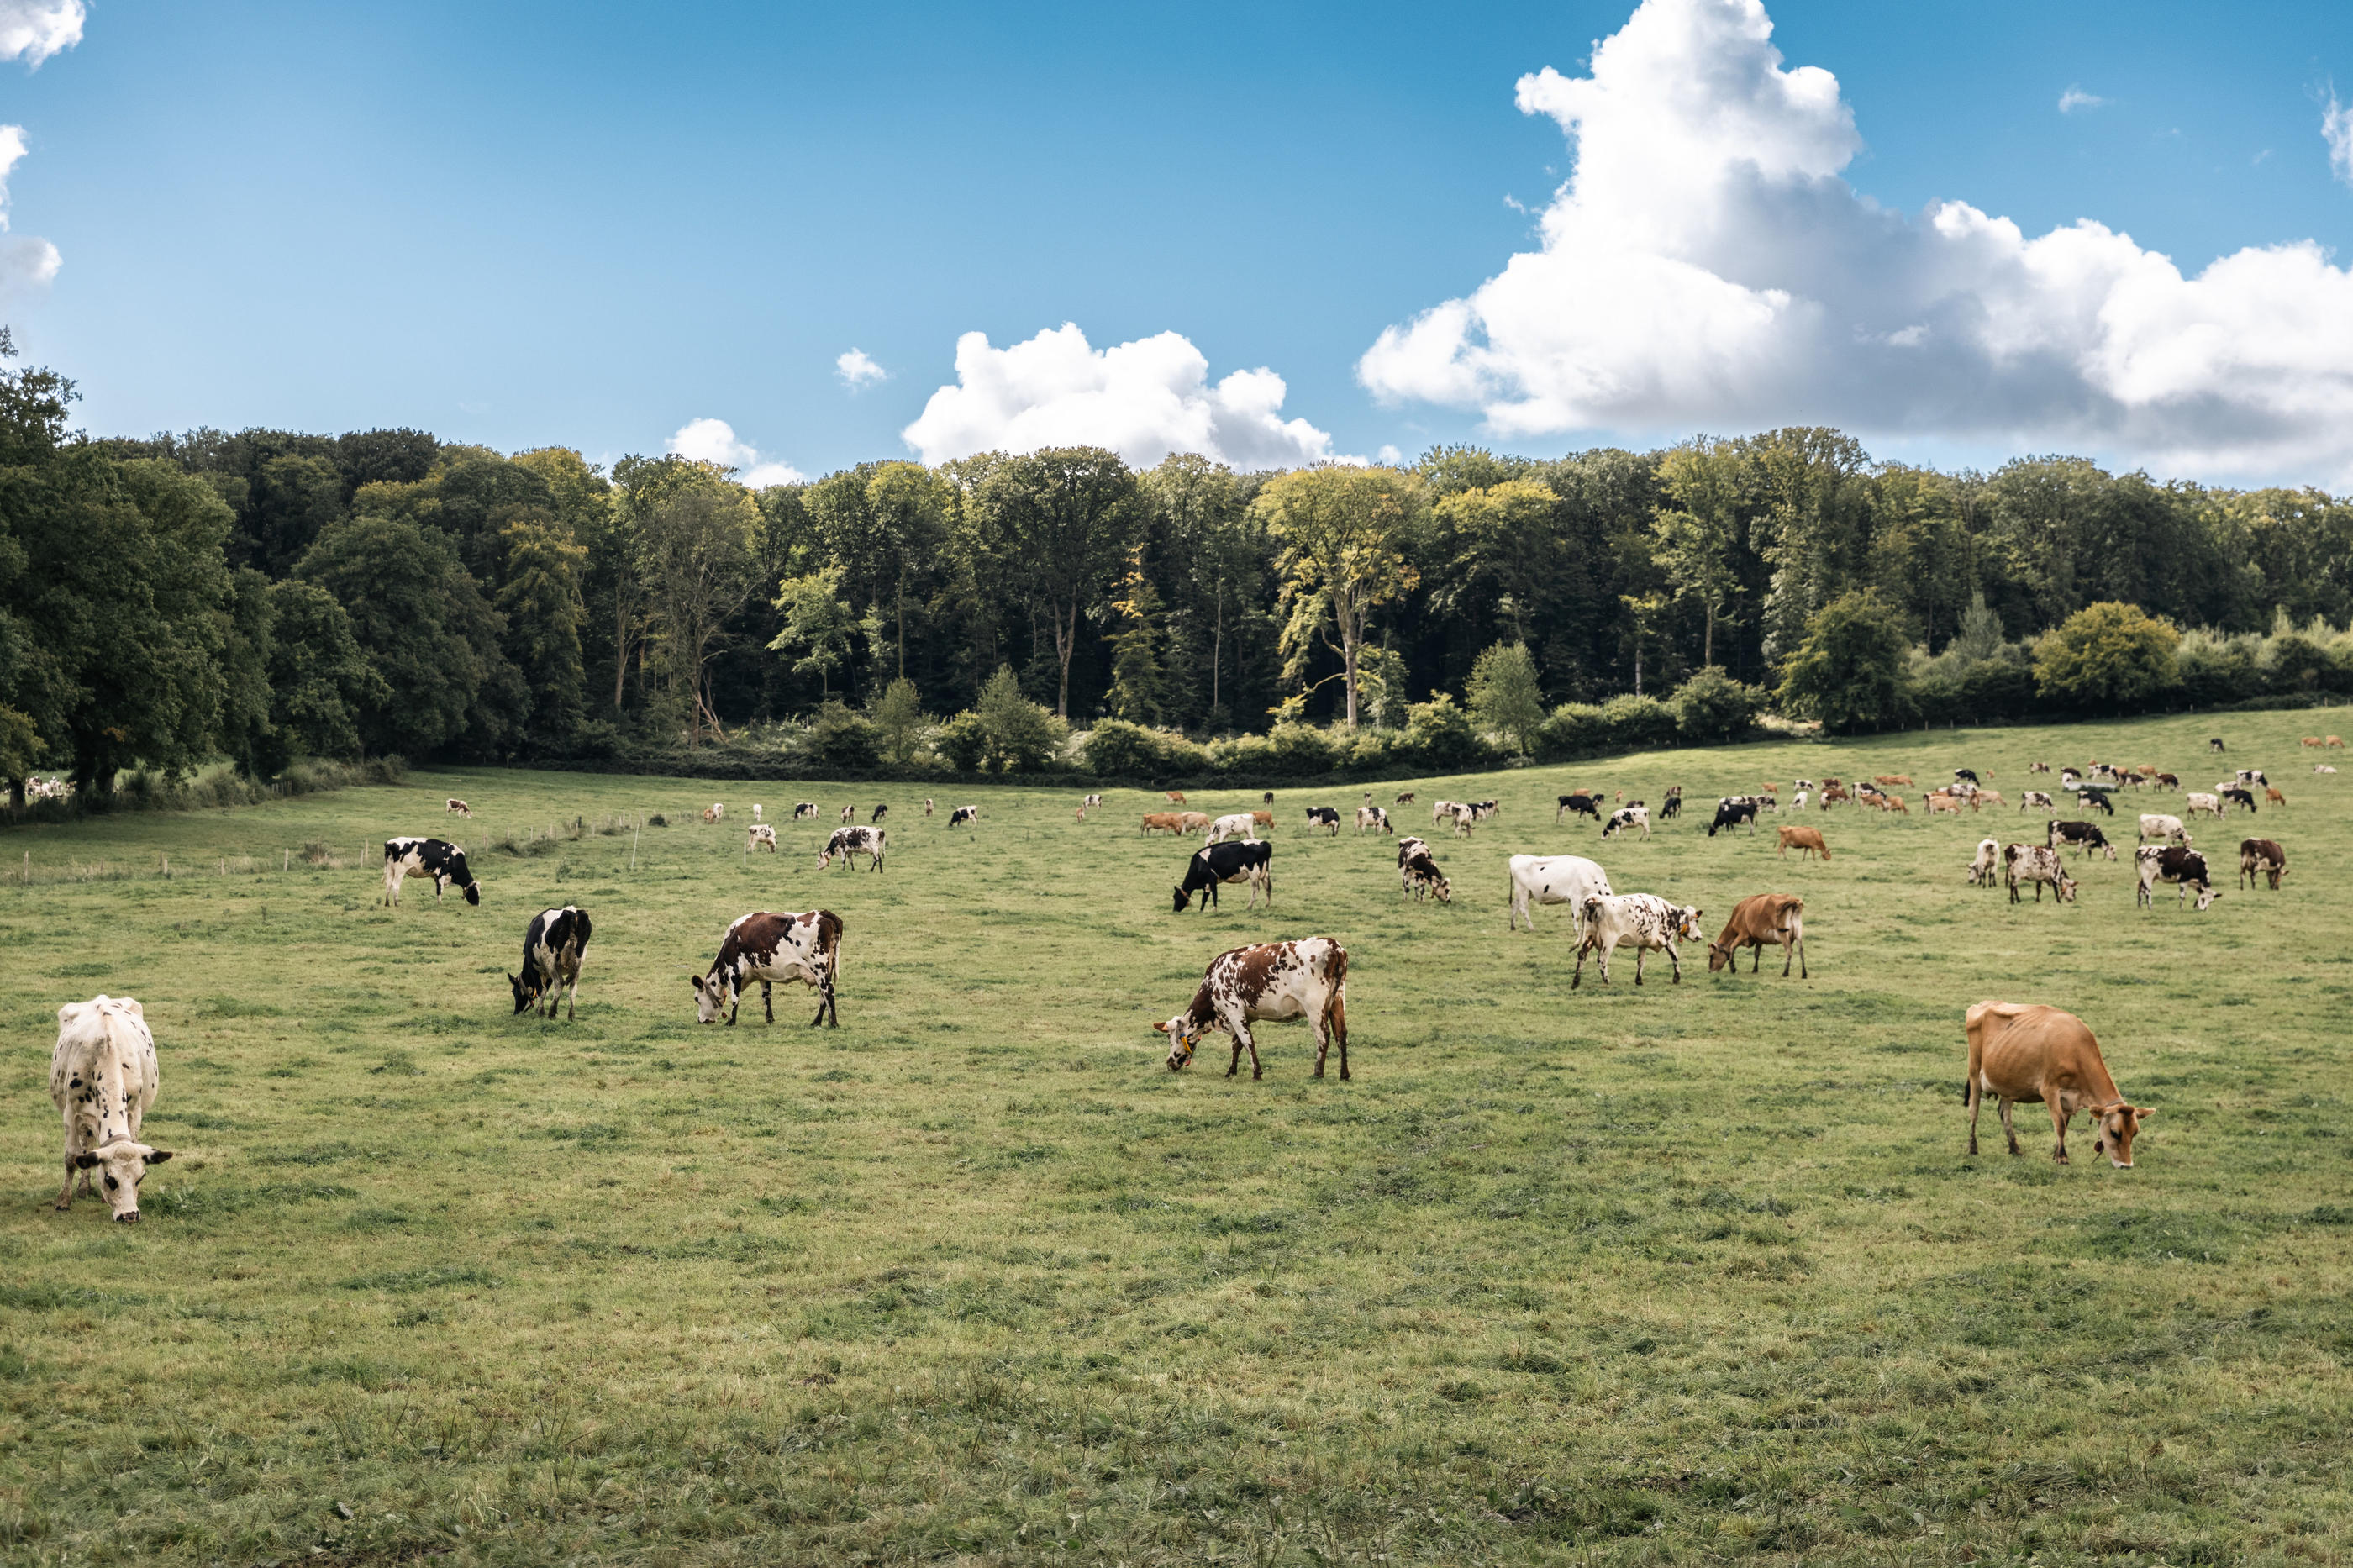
1174, 839, 1275, 913
948, 806, 980, 829
1572, 894, 1703, 988
50, 996, 173, 1222
1155, 938, 1349, 1081
382, 837, 480, 907
510, 905, 593, 1020
2003, 843, 2078, 905
819, 825, 887, 871
2135, 845, 2219, 911
691, 909, 843, 1027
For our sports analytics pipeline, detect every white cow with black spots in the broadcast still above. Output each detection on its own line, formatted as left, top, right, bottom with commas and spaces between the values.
1572, 894, 1703, 988
50, 996, 174, 1222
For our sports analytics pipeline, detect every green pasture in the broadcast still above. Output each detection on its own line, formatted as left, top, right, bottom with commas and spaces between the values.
3, 710, 2350, 1566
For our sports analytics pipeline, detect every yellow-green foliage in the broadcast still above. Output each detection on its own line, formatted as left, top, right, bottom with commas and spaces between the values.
3, 708, 2351, 1564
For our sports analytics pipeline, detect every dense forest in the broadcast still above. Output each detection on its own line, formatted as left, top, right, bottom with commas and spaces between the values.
7, 331, 2353, 799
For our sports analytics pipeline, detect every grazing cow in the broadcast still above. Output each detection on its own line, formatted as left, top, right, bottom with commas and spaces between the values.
1166, 791, 1187, 805
752, 804, 762, 822
747, 824, 778, 852
924, 798, 935, 817
1174, 839, 1275, 913
1506, 853, 1613, 938
1964, 1002, 2151, 1166
703, 802, 724, 823
2059, 769, 2082, 791
1708, 797, 1760, 836
1946, 778, 1980, 804
2304, 736, 2324, 748
1082, 794, 1103, 809
1265, 792, 1277, 806
2265, 787, 2287, 808
50, 996, 172, 1222
1555, 792, 1603, 823
1433, 799, 1465, 824
2088, 763, 2120, 784
1821, 784, 1850, 808
1777, 824, 1830, 860
1208, 813, 1259, 844
2028, 761, 2051, 773
1250, 810, 1275, 833
1924, 792, 1962, 816
1304, 806, 1340, 836
1759, 782, 1777, 796
1874, 774, 1914, 788
2329, 736, 2346, 748
1706, 893, 1807, 978
1156, 937, 1349, 1081
1602, 803, 1650, 840
1791, 789, 1809, 811
1446, 802, 1479, 837
1660, 787, 1685, 819
509, 905, 593, 1020
1355, 805, 1392, 835
1176, 812, 1212, 834
445, 797, 471, 817
2153, 773, 2178, 791
2074, 791, 2115, 817
1140, 813, 1187, 835
2239, 838, 2287, 891
2136, 813, 2190, 846
2135, 845, 2219, 911
1968, 837, 2000, 887
2209, 737, 2226, 753
1398, 839, 1450, 902
949, 805, 981, 829
1882, 793, 1910, 814
2221, 787, 2258, 813
793, 802, 819, 819
2235, 768, 2270, 787
1468, 800, 1501, 822
1975, 790, 2007, 808
691, 909, 843, 1027
1572, 894, 1703, 988
872, 802, 889, 823
840, 803, 856, 825
1954, 768, 1983, 786
382, 837, 480, 908
2048, 819, 2118, 860
1395, 791, 1416, 804
2003, 843, 2077, 905
2021, 791, 2055, 811
818, 825, 887, 872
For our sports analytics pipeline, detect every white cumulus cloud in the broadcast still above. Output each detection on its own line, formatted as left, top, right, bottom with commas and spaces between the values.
2057, 86, 2105, 113
1360, 0, 2353, 484
901, 323, 1340, 470
0, 123, 58, 297
666, 417, 806, 488
0, 0, 81, 66
835, 348, 887, 390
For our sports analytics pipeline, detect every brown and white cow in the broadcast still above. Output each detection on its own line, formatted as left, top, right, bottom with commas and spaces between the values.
1398, 838, 1451, 903
445, 797, 471, 817
818, 825, 886, 871
1572, 893, 1703, 988
1155, 938, 1349, 1081
747, 823, 777, 853
1965, 1001, 2151, 1167
703, 802, 724, 823
1706, 893, 1806, 977
2020, 791, 2055, 812
2003, 843, 2078, 905
50, 995, 173, 1222
1777, 824, 1830, 860
2240, 837, 2287, 891
2135, 845, 2219, 911
691, 909, 843, 1027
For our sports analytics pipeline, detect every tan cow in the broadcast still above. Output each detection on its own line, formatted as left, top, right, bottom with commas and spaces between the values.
1776, 824, 1830, 860
1176, 812, 1212, 834
1166, 791, 1187, 805
1874, 774, 1914, 787
1250, 809, 1275, 832
1975, 790, 2006, 809
1964, 1002, 2152, 1167
1924, 791, 1962, 816
1140, 813, 1187, 835
1706, 893, 1807, 978
2302, 736, 2324, 748
2329, 736, 2346, 748
2265, 787, 2287, 808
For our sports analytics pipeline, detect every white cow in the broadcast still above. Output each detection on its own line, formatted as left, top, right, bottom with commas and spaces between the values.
50, 996, 173, 1223
1600, 804, 1649, 840
1968, 837, 1999, 887
2185, 792, 2224, 818
746, 824, 778, 852
1205, 813, 1259, 844
1355, 805, 1392, 835
2137, 813, 2191, 845
1506, 853, 1613, 939
1571, 893, 1703, 988
751, 804, 762, 822
1431, 799, 1464, 825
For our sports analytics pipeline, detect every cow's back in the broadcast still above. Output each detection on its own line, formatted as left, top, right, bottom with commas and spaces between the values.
1967, 1001, 2103, 1103
50, 997, 157, 1138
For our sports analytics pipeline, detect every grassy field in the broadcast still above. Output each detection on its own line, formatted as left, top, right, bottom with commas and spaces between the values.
3, 710, 2350, 1566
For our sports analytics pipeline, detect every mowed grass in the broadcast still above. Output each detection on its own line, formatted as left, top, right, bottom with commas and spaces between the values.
3, 713, 2351, 1567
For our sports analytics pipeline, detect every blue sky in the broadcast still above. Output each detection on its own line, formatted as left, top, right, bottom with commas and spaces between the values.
8, 1, 2353, 483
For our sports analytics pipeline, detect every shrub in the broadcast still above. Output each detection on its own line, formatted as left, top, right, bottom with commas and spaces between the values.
1598, 694, 1678, 749
944, 666, 1067, 773
2033, 602, 2180, 711
1080, 719, 1210, 780
934, 711, 987, 773
1668, 667, 1765, 742
2173, 629, 2259, 707
806, 702, 879, 769
1402, 693, 1496, 771
1777, 591, 1913, 733
1535, 702, 1607, 761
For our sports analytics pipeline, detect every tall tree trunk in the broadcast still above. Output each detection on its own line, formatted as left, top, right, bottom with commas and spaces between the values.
896, 576, 908, 679
1703, 601, 1714, 667
1340, 597, 1361, 729
1211, 578, 1223, 720
1052, 599, 1076, 718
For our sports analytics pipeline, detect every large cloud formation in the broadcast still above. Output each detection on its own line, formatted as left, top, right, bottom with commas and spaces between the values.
902, 324, 1339, 470
1359, 0, 2353, 482
0, 0, 81, 67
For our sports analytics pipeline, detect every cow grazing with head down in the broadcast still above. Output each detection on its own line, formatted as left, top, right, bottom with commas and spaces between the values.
1555, 792, 1603, 823
2136, 845, 2219, 911
1175, 839, 1274, 913
1968, 838, 2000, 887
2154, 773, 2178, 790
2003, 843, 2077, 904
2240, 838, 2287, 891
2048, 819, 2118, 860
1966, 1002, 2150, 1166
1572, 894, 1703, 988
1602, 803, 1650, 839
382, 837, 480, 907
1707, 893, 1806, 978
1304, 807, 1340, 836
1398, 838, 1450, 902
2137, 813, 2190, 846
2209, 737, 2226, 753
1708, 797, 1759, 836
445, 797, 471, 817
691, 909, 843, 1027
510, 906, 593, 1020
2265, 787, 2287, 808
1395, 790, 1415, 804
948, 805, 980, 829
1661, 787, 1685, 818
2185, 792, 2223, 818
1507, 854, 1612, 941
1355, 805, 1392, 835
819, 825, 886, 871
703, 802, 725, 824
1207, 813, 1259, 844
1140, 813, 1187, 835
50, 996, 173, 1222
2220, 787, 2258, 814
1777, 824, 1830, 860
746, 824, 777, 853
871, 802, 889, 823
793, 802, 819, 819
2021, 791, 2054, 811
1157, 938, 1349, 1081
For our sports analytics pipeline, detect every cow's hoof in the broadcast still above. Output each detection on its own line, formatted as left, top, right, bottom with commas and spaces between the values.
1252, 1070, 1264, 1081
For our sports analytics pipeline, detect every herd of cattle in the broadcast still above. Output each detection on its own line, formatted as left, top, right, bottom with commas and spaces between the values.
40, 735, 2327, 1218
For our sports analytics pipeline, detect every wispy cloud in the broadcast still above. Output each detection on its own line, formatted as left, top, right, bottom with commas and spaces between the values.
2325, 92, 2353, 187
0, 0, 82, 67
2058, 86, 2106, 114
666, 417, 806, 488
834, 348, 887, 391
0, 123, 57, 296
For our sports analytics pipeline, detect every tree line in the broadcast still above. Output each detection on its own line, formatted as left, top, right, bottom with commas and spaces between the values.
8, 331, 2353, 800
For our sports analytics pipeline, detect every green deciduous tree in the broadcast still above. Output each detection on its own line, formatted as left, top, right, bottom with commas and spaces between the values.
976, 447, 1140, 718
1106, 548, 1166, 723
2032, 601, 2180, 709
1466, 640, 1545, 756
1255, 465, 1425, 729
496, 514, 589, 740
625, 460, 759, 742
1776, 590, 1913, 734
770, 566, 859, 699
266, 578, 384, 760
868, 676, 925, 767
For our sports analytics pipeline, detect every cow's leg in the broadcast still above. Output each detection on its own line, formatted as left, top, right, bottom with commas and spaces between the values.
1997, 1097, 2022, 1156
1966, 1081, 1982, 1156
55, 1145, 76, 1211
1224, 1025, 1246, 1078
565, 971, 578, 1022
1752, 941, 1763, 974
2049, 1102, 2072, 1164
1329, 993, 1349, 1081
761, 980, 775, 1023
1665, 940, 1680, 984
1571, 937, 1590, 990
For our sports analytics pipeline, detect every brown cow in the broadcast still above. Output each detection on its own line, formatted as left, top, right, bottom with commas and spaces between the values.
1924, 791, 1962, 816
1250, 809, 1275, 831
1166, 791, 1187, 805
2239, 838, 2287, 891
1140, 813, 1187, 835
1975, 790, 2006, 808
1706, 893, 1807, 978
1882, 793, 1909, 814
1875, 774, 1914, 787
1776, 825, 1830, 861
2302, 736, 2324, 748
2329, 736, 2347, 748
2265, 787, 2287, 808
1964, 1002, 2152, 1167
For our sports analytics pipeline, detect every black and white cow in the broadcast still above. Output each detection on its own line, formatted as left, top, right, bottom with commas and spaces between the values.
2220, 787, 2258, 813
1355, 804, 1392, 835
1659, 788, 1683, 820
510, 906, 593, 1020
2235, 767, 2268, 787
2209, 737, 2227, 753
2020, 791, 2055, 811
1397, 838, 1450, 902
2047, 819, 2118, 860
1954, 767, 1983, 787
792, 802, 819, 819
1601, 803, 1650, 839
2136, 845, 2219, 911
871, 802, 890, 823
1174, 839, 1275, 913
1303, 807, 1340, 836
819, 825, 887, 871
2073, 789, 2115, 816
382, 837, 480, 907
1468, 800, 1500, 822
690, 909, 843, 1027
1155, 937, 1348, 1081
947, 805, 980, 829
1555, 792, 1603, 823
1572, 893, 1703, 988
1708, 797, 1760, 837
2003, 843, 2078, 905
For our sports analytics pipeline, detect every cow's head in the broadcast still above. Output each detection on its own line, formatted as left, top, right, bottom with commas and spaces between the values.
1429, 874, 1453, 904
1706, 941, 1734, 973
1674, 906, 1704, 941
2089, 1103, 2155, 1167
1154, 1014, 1204, 1071
1171, 884, 1192, 913
687, 970, 734, 1023
509, 971, 542, 1014
2192, 885, 2221, 912
2056, 871, 2080, 903
76, 1139, 173, 1223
